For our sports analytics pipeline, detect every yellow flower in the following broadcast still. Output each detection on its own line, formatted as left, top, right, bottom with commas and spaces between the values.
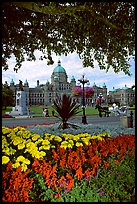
81, 138, 90, 145
67, 140, 74, 148
16, 156, 26, 162
76, 142, 83, 147
2, 127, 12, 135
22, 132, 31, 139
35, 138, 43, 145
54, 136, 62, 142
39, 145, 50, 150
12, 162, 20, 168
29, 146, 38, 155
60, 141, 68, 149
72, 136, 80, 141
39, 151, 46, 157
18, 143, 25, 150
42, 139, 50, 145
25, 139, 32, 144
26, 142, 36, 148
61, 133, 73, 140
24, 159, 30, 165
51, 145, 55, 148
91, 135, 98, 140
48, 135, 55, 140
44, 133, 52, 138
33, 151, 43, 159
2, 156, 10, 164
32, 134, 40, 141
97, 136, 104, 141
30, 149, 39, 157
21, 164, 28, 172
13, 137, 24, 145
3, 147, 16, 155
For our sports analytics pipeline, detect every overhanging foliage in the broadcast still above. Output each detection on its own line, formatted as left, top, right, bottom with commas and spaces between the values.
2, 2, 135, 75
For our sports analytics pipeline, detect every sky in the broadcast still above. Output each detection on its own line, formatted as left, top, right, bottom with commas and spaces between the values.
2, 50, 135, 93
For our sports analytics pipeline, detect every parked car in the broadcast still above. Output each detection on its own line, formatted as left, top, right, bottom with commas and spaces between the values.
2, 114, 14, 118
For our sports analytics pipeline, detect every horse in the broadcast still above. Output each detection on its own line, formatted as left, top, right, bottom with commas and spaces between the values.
95, 104, 111, 117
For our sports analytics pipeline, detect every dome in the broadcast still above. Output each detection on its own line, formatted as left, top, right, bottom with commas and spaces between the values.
24, 79, 28, 86
102, 82, 106, 87
122, 84, 128, 90
53, 60, 66, 73
10, 79, 14, 85
71, 75, 75, 81
111, 87, 116, 92
93, 82, 96, 87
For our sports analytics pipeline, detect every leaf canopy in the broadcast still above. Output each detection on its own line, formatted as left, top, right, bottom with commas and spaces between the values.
2, 2, 135, 75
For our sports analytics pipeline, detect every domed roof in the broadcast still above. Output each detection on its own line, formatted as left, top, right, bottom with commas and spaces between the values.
122, 84, 128, 90
71, 75, 75, 81
10, 79, 14, 85
24, 79, 28, 85
102, 82, 106, 87
111, 87, 116, 92
93, 82, 96, 87
53, 60, 66, 73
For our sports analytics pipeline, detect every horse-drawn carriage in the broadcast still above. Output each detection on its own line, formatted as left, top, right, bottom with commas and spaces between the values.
95, 104, 111, 117
95, 104, 127, 117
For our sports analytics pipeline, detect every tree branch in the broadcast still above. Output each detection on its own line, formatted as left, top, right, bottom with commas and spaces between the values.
11, 2, 121, 30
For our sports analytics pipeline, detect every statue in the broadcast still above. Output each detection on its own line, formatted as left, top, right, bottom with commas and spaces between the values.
19, 80, 24, 91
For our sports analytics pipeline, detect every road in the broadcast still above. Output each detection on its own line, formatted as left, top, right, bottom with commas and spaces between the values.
2, 115, 123, 127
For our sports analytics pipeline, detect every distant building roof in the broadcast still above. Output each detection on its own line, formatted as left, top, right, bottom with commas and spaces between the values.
10, 79, 14, 85
102, 82, 106, 87
93, 82, 96, 87
111, 87, 116, 92
53, 60, 66, 73
122, 84, 128, 90
71, 75, 75, 81
24, 79, 29, 86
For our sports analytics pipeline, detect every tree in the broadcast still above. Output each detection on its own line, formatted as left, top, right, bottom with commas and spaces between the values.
2, 82, 14, 109
53, 94, 81, 129
2, 2, 135, 75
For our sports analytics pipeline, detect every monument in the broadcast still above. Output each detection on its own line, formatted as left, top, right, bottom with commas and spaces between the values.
10, 80, 28, 116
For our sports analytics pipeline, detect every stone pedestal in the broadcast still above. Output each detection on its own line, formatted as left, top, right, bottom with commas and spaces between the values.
120, 116, 131, 128
11, 91, 28, 115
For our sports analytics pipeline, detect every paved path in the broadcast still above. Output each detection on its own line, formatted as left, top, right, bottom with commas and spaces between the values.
2, 115, 124, 127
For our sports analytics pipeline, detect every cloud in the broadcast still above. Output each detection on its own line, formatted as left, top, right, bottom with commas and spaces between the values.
2, 51, 135, 91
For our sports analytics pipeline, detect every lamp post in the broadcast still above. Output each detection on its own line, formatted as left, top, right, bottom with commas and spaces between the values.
78, 74, 89, 124
98, 93, 103, 106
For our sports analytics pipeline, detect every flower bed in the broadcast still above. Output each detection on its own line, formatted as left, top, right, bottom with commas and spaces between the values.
2, 126, 135, 202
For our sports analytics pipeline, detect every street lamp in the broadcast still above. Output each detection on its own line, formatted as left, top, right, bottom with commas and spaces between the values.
78, 74, 89, 124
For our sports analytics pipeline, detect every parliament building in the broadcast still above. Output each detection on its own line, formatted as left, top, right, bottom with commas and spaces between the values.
9, 60, 134, 107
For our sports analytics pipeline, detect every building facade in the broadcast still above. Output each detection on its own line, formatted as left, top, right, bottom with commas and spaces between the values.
9, 60, 108, 107
108, 85, 135, 106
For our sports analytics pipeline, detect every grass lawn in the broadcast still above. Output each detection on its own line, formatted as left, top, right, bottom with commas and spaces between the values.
3, 105, 135, 117
30, 105, 99, 116
2, 107, 12, 115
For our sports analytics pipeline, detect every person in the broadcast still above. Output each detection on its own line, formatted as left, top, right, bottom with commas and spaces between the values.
43, 108, 49, 117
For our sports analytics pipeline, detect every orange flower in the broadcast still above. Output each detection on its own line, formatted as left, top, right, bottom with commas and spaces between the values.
114, 160, 119, 164
75, 167, 83, 180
